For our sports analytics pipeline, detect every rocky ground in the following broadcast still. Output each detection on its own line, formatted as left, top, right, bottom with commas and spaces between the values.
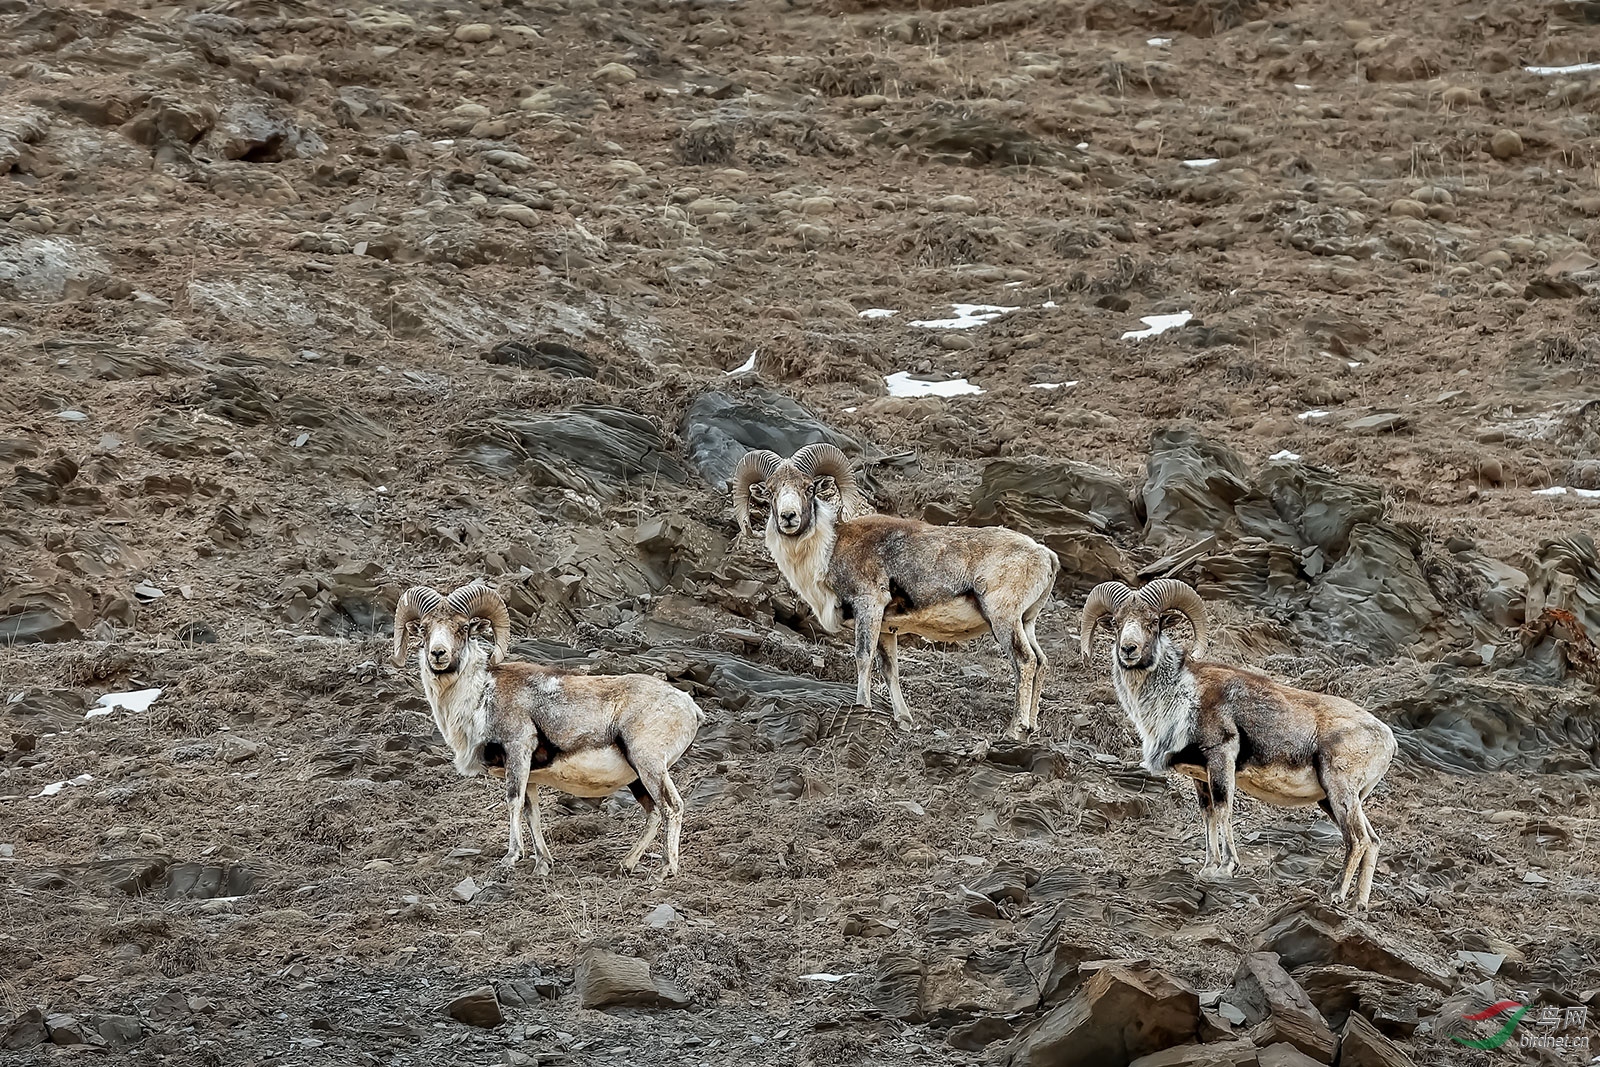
3, 0, 1600, 1062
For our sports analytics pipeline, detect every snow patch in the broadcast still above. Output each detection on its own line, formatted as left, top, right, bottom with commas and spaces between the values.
859, 308, 897, 319
908, 304, 1019, 330
798, 973, 862, 983
1269, 450, 1302, 461
1533, 486, 1600, 499
1525, 63, 1600, 76
885, 372, 984, 398
1121, 311, 1192, 340
1182, 158, 1220, 169
34, 774, 93, 799
1298, 410, 1331, 421
90, 688, 163, 719
1031, 381, 1079, 390
1147, 37, 1171, 46
727, 351, 756, 375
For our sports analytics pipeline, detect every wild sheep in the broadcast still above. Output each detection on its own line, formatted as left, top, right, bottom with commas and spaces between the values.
733, 444, 1060, 738
391, 583, 703, 877
1079, 578, 1397, 908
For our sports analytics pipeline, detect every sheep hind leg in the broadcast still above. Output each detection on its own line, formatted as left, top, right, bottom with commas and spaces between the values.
852, 597, 890, 723
994, 618, 1038, 741
1023, 616, 1047, 732
619, 780, 662, 874
1194, 779, 1222, 870
630, 765, 686, 878
1321, 778, 1378, 908
878, 631, 913, 731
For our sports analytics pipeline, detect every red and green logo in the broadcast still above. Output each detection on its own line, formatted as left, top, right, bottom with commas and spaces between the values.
1453, 1001, 1530, 1050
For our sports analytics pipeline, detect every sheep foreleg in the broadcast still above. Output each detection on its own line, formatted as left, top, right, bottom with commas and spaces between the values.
851, 596, 889, 722
523, 783, 553, 876
501, 739, 533, 869
1198, 745, 1239, 878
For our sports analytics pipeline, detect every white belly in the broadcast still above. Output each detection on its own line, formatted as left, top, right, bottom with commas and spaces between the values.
885, 599, 989, 643
1173, 762, 1326, 807
530, 748, 638, 798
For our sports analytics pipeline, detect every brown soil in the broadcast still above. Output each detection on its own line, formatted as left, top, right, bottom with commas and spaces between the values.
3, 0, 1599, 1062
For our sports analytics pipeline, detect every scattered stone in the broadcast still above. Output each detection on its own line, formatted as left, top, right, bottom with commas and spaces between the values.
451, 877, 480, 903
1488, 129, 1523, 160
575, 948, 691, 1009
680, 388, 861, 487
1257, 1045, 1324, 1067
218, 736, 262, 763
1387, 199, 1426, 220
444, 986, 503, 1028
1006, 960, 1200, 1067
1, 1010, 47, 1051
454, 23, 495, 42
592, 63, 637, 85
483, 339, 596, 377
1344, 413, 1407, 434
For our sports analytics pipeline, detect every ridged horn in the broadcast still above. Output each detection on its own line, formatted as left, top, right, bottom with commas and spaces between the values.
1137, 578, 1209, 658
1079, 581, 1134, 662
392, 586, 444, 667
732, 449, 783, 537
791, 443, 870, 519
445, 582, 512, 663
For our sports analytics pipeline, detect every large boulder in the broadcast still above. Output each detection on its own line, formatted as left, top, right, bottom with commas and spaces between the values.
1226, 953, 1336, 1063
1007, 960, 1200, 1067
1142, 427, 1254, 548
575, 948, 690, 1010
453, 406, 688, 494
969, 458, 1140, 534
1303, 524, 1452, 657
1336, 1011, 1417, 1067
1252, 907, 1451, 992
680, 388, 861, 488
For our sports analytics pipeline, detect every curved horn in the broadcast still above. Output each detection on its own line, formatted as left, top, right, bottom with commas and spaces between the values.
791, 443, 871, 519
732, 449, 782, 537
1137, 578, 1209, 658
445, 582, 512, 663
392, 586, 443, 667
1079, 581, 1134, 662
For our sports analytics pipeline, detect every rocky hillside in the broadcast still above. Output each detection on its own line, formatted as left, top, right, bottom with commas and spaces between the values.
2, 0, 1599, 1062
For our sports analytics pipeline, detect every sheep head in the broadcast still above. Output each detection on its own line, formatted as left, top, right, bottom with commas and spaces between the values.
391, 582, 513, 672
731, 443, 869, 539
1080, 578, 1209, 668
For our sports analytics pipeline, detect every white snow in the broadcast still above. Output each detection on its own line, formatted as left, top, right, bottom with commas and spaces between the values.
1147, 37, 1171, 46
798, 973, 862, 983
885, 372, 984, 398
56, 410, 88, 421
1298, 410, 1331, 421
908, 303, 1019, 330
1041, 300, 1058, 308
1269, 450, 1302, 461
1032, 381, 1080, 390
1525, 63, 1600, 76
1533, 486, 1600, 499
858, 308, 898, 319
726, 351, 756, 375
1182, 158, 1220, 169
1295, 83, 1312, 90
1121, 311, 1192, 340
89, 688, 163, 719
1076, 141, 1089, 150
34, 773, 93, 799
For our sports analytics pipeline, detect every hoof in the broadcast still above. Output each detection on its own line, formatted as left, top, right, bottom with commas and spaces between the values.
893, 715, 915, 733
532, 859, 552, 877
1198, 863, 1238, 881
499, 851, 521, 869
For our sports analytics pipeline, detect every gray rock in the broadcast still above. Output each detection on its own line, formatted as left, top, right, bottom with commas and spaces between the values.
969, 457, 1139, 533
218, 736, 262, 763
1344, 413, 1408, 434
1294, 965, 1436, 1036
1256, 1045, 1323, 1067
88, 1015, 143, 1046
483, 339, 596, 377
1252, 463, 1383, 559
575, 948, 690, 1010
212, 102, 325, 161
164, 861, 261, 899
444, 986, 503, 1028
1142, 427, 1254, 548
681, 388, 861, 488
1, 1009, 47, 1050
0, 583, 90, 643
454, 406, 687, 494
1007, 960, 1200, 1067
1303, 523, 1451, 657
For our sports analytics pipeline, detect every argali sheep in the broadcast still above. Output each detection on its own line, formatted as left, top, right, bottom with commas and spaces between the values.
1079, 578, 1397, 908
733, 444, 1060, 738
391, 583, 703, 877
